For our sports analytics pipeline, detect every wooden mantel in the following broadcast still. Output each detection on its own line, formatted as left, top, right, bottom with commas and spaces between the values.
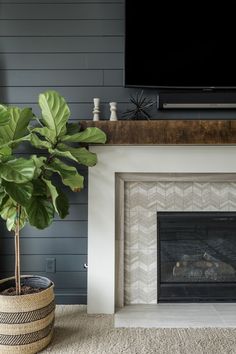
80, 120, 236, 145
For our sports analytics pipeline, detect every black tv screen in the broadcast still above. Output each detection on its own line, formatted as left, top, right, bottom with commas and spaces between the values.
125, 1, 236, 89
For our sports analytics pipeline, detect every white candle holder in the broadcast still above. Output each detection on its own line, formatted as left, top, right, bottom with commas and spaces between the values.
109, 102, 118, 121
93, 98, 100, 121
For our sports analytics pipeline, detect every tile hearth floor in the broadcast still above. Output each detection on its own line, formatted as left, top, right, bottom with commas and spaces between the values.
115, 304, 236, 328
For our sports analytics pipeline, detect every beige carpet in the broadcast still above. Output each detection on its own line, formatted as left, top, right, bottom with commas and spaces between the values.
42, 305, 236, 354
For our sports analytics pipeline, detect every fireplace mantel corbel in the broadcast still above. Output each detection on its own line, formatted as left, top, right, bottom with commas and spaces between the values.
80, 120, 236, 145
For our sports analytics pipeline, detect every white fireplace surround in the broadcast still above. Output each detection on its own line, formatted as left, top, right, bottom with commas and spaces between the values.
87, 146, 236, 314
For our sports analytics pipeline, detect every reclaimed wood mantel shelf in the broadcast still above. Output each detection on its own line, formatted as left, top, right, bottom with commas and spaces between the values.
80, 120, 236, 145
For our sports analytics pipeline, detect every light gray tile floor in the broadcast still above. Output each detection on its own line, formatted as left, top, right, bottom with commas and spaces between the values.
115, 304, 236, 328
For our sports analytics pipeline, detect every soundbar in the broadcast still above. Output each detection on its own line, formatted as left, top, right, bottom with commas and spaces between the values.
162, 103, 236, 109
159, 91, 236, 109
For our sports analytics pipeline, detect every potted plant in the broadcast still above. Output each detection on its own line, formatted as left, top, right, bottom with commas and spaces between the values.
0, 90, 106, 354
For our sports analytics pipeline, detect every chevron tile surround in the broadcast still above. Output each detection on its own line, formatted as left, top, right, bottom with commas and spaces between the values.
124, 181, 236, 304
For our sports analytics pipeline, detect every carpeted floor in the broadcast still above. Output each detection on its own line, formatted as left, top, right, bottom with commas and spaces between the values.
42, 305, 236, 354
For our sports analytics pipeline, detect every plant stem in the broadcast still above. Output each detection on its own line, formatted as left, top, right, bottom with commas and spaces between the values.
15, 204, 21, 295
34, 116, 44, 128
39, 153, 55, 179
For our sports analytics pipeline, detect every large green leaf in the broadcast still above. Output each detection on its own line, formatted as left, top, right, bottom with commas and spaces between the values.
61, 127, 106, 144
3, 181, 33, 206
0, 196, 15, 220
0, 146, 12, 156
0, 105, 10, 127
31, 126, 56, 144
0, 107, 33, 145
49, 147, 78, 163
66, 122, 81, 135
42, 179, 69, 218
55, 187, 69, 219
39, 90, 70, 138
46, 158, 84, 191
30, 155, 46, 178
32, 179, 47, 196
0, 158, 36, 183
26, 197, 54, 229
0, 195, 28, 231
6, 206, 27, 231
30, 132, 52, 150
0, 196, 26, 231
56, 144, 97, 166
42, 178, 59, 214
0, 186, 6, 205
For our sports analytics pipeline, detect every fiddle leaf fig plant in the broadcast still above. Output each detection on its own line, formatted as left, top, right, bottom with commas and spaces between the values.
0, 105, 10, 127
0, 90, 106, 295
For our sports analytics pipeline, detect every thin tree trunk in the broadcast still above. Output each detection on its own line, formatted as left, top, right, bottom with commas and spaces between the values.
15, 204, 21, 295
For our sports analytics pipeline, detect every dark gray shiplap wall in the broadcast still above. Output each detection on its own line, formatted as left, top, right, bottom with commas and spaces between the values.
1, 0, 236, 304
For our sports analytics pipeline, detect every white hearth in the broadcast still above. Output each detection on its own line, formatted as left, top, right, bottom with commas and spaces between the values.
87, 146, 236, 314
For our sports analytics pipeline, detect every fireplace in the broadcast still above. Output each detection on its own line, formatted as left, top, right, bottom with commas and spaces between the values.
158, 212, 236, 302
87, 145, 236, 314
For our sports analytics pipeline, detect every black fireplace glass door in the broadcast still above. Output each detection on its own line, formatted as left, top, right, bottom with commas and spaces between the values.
157, 212, 236, 302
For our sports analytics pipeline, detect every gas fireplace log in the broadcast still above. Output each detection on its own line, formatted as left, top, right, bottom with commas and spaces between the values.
173, 253, 236, 281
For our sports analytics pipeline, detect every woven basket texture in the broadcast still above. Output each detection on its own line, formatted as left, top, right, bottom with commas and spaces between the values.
0, 276, 55, 354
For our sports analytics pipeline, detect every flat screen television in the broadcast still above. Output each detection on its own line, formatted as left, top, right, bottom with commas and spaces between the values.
125, 0, 236, 89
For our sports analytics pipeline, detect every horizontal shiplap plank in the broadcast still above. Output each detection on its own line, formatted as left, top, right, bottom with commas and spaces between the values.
0, 221, 87, 238
0, 20, 124, 36
43, 272, 87, 289
0, 255, 87, 272
4, 102, 131, 120
0, 53, 123, 69
6, 102, 236, 120
0, 70, 103, 86
104, 69, 123, 85
1, 86, 134, 103
0, 237, 87, 255
6, 98, 230, 120
55, 290, 86, 304
54, 204, 87, 221
0, 36, 124, 53
0, 4, 124, 20
67, 187, 88, 204
0, 272, 87, 289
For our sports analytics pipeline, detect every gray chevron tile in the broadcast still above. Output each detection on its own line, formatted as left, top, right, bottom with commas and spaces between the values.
124, 209, 129, 233
124, 287, 139, 304
201, 183, 212, 210
156, 182, 166, 209
138, 209, 156, 227
139, 227, 156, 249
192, 183, 204, 210
140, 287, 157, 304
124, 182, 130, 210
210, 184, 221, 210
124, 180, 236, 304
125, 287, 157, 304
124, 212, 137, 249
129, 182, 141, 212
165, 182, 175, 210
173, 182, 184, 210
124, 249, 140, 288
228, 183, 236, 210
125, 211, 139, 249
139, 216, 156, 249
139, 182, 157, 210
219, 183, 230, 210
182, 182, 193, 210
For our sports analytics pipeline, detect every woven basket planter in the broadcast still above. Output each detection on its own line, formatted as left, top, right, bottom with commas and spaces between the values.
0, 275, 55, 354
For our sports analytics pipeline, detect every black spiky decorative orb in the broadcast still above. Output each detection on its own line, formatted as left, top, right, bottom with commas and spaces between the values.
122, 91, 154, 120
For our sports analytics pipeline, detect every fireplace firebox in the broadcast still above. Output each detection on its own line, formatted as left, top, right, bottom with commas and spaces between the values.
157, 212, 236, 302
